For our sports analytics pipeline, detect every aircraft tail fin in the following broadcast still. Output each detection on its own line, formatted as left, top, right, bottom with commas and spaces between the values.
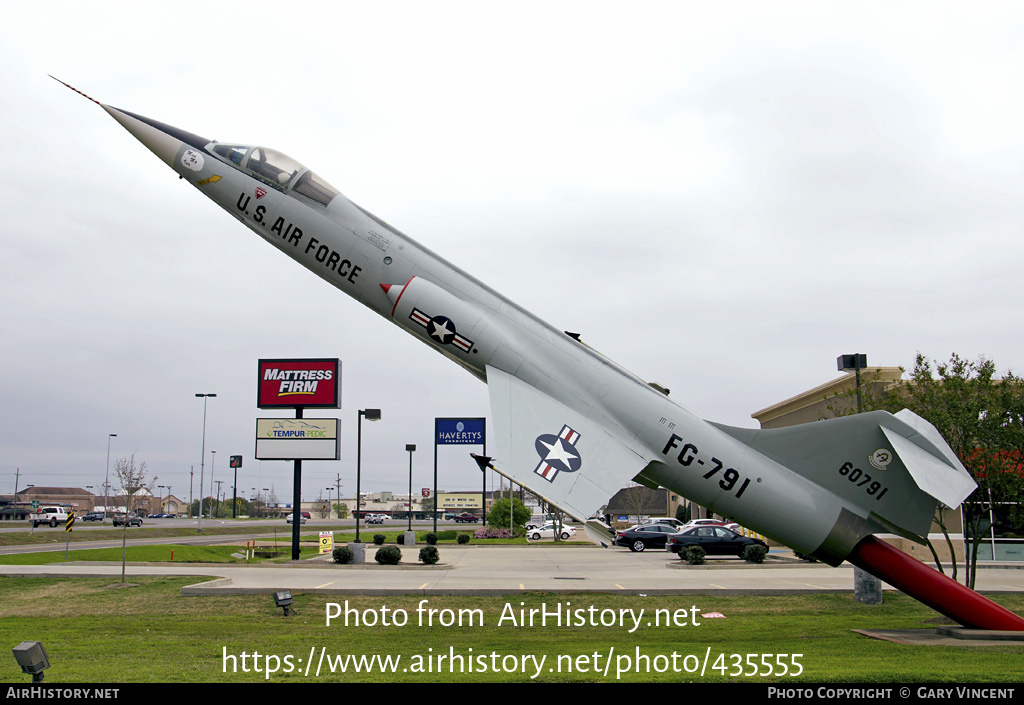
710, 409, 976, 540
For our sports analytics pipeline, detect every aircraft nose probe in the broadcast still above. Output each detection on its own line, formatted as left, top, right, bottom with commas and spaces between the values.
51, 76, 209, 168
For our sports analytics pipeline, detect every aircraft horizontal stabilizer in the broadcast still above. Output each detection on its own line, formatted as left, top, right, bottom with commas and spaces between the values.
888, 409, 976, 507
888, 409, 974, 510
486, 365, 650, 521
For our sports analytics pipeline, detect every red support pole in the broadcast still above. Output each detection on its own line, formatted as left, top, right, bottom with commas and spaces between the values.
849, 535, 1024, 631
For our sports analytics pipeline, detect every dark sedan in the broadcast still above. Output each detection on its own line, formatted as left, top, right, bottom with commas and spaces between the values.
667, 526, 767, 557
614, 524, 681, 552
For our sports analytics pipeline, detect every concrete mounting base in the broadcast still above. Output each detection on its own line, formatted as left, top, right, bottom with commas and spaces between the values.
348, 542, 366, 564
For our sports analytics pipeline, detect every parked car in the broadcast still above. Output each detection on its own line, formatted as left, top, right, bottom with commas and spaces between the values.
286, 514, 307, 524
364, 513, 386, 524
31, 506, 70, 528
648, 518, 687, 530
667, 525, 768, 557
617, 517, 688, 534
614, 524, 681, 552
679, 519, 728, 530
147, 513, 174, 519
82, 511, 105, 522
301, 512, 311, 519
112, 513, 143, 527
528, 523, 576, 541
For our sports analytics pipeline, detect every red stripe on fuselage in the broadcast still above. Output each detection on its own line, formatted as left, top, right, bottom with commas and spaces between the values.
390, 276, 416, 318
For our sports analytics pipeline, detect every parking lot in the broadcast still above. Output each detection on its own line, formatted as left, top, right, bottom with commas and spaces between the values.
3, 543, 1024, 597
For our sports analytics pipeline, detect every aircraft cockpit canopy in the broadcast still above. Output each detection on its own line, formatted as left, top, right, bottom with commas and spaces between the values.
208, 142, 340, 207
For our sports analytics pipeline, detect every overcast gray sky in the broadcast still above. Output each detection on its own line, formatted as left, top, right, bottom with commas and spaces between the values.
2, 2, 1022, 506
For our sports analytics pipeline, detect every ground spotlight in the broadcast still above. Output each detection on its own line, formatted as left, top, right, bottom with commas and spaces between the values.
12, 641, 50, 682
273, 590, 296, 616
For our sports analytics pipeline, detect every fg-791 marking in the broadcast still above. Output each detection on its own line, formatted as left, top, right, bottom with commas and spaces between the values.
661, 434, 751, 499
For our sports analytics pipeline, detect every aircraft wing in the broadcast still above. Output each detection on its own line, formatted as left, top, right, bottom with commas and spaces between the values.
485, 365, 651, 521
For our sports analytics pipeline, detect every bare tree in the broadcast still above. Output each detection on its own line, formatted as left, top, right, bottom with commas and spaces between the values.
314, 494, 331, 519
619, 485, 662, 525
113, 453, 156, 584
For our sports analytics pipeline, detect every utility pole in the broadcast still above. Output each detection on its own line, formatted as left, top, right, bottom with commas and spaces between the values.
215, 480, 223, 517
209, 450, 217, 519
189, 466, 194, 519
335, 474, 343, 519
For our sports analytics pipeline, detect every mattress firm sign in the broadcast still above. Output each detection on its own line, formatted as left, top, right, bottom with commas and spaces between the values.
258, 358, 340, 409
256, 418, 339, 460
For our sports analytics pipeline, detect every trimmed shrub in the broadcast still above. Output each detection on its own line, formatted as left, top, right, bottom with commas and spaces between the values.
373, 533, 386, 546
456, 533, 470, 545
375, 546, 402, 565
743, 544, 768, 564
436, 530, 458, 541
332, 546, 354, 564
680, 545, 706, 565
425, 532, 437, 545
419, 546, 440, 565
397, 533, 405, 545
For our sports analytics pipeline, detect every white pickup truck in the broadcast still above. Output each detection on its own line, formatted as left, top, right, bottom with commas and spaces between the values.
31, 506, 70, 528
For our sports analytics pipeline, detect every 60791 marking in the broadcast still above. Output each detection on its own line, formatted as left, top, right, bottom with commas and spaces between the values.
838, 462, 888, 500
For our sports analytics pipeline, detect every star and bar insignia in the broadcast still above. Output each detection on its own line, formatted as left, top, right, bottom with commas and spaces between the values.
533, 425, 582, 482
410, 308, 473, 353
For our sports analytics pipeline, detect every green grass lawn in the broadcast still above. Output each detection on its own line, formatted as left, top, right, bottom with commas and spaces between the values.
0, 577, 1020, 683
0, 545, 320, 564
0, 524, 313, 547
0, 525, 571, 547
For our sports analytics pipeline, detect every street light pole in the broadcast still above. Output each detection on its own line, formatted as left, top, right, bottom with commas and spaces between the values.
406, 444, 416, 532
355, 408, 381, 543
104, 434, 117, 523
195, 393, 216, 531
837, 354, 867, 413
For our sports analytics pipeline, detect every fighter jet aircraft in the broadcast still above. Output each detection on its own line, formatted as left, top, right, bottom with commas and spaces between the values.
56, 79, 1023, 630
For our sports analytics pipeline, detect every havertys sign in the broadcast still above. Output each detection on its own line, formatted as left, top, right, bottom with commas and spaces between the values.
436, 418, 485, 445
258, 358, 340, 409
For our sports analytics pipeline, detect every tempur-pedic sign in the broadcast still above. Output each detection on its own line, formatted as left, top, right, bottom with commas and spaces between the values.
255, 419, 339, 460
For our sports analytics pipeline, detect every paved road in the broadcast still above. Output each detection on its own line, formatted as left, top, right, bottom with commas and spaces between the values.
0, 517, 462, 534
3, 545, 1023, 596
